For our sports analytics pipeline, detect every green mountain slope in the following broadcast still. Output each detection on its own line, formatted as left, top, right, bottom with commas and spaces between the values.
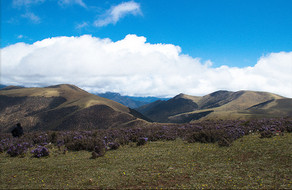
0, 84, 148, 132
137, 90, 291, 123
136, 94, 199, 123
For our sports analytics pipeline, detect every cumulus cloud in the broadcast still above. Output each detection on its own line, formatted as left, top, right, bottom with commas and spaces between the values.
94, 1, 142, 27
1, 35, 292, 98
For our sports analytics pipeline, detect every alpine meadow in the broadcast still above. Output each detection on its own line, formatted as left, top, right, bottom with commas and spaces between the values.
1, 0, 292, 189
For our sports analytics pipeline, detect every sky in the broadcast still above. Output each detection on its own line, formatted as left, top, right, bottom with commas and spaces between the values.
1, 0, 292, 97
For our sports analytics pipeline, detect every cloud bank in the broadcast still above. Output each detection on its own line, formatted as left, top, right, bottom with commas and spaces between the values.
1, 35, 292, 97
94, 1, 142, 27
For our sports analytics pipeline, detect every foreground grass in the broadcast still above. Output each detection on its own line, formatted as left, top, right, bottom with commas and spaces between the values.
1, 133, 291, 189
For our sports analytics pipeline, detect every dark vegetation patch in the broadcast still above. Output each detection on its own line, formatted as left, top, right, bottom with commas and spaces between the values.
0, 95, 27, 112
129, 108, 153, 122
247, 99, 275, 110
1, 118, 291, 158
26, 97, 67, 116
60, 105, 136, 130
0, 96, 69, 132
33, 106, 79, 131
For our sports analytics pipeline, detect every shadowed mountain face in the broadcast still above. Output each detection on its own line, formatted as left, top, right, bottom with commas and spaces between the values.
136, 90, 292, 123
96, 92, 169, 108
136, 94, 199, 123
0, 85, 7, 89
96, 92, 147, 108
0, 84, 148, 132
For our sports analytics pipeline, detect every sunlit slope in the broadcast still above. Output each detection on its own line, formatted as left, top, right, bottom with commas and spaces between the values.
137, 90, 290, 123
0, 84, 147, 132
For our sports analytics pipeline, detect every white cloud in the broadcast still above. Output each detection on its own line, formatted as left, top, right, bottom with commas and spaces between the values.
58, 0, 87, 8
12, 0, 45, 8
13, 0, 86, 8
1, 35, 292, 98
94, 1, 141, 27
76, 21, 89, 29
21, 12, 41, 23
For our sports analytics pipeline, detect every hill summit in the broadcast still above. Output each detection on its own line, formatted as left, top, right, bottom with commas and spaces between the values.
136, 90, 292, 123
0, 84, 148, 132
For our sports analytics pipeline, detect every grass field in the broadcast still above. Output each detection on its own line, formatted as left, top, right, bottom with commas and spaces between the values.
1, 133, 291, 189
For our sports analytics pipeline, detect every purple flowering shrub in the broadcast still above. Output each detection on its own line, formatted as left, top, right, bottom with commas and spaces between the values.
0, 118, 291, 157
7, 142, 31, 157
65, 134, 105, 152
31, 146, 50, 158
0, 138, 12, 153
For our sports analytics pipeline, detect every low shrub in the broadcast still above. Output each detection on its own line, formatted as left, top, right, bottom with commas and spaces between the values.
107, 142, 120, 150
7, 142, 31, 157
91, 143, 106, 159
260, 130, 274, 138
286, 125, 292, 133
137, 137, 148, 146
0, 144, 4, 153
218, 137, 232, 147
65, 138, 103, 152
48, 132, 58, 144
187, 130, 220, 143
31, 146, 50, 158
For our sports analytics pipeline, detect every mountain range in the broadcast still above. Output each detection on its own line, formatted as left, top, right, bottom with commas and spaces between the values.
96, 92, 169, 108
135, 90, 292, 123
1, 84, 291, 132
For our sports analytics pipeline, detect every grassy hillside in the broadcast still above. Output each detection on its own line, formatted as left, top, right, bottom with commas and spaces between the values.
0, 84, 148, 132
1, 133, 291, 189
136, 94, 199, 123
137, 90, 291, 123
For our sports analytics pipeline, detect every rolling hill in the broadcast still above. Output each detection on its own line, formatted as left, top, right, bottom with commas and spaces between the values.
0, 84, 149, 132
136, 90, 292, 123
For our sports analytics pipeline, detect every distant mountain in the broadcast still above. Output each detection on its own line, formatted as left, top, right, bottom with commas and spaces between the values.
0, 85, 7, 89
136, 90, 292, 123
96, 92, 169, 108
0, 85, 25, 90
0, 84, 149, 132
124, 96, 169, 104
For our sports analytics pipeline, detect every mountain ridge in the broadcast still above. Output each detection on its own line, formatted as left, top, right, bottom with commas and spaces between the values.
96, 92, 169, 108
0, 84, 149, 132
1, 84, 291, 129
136, 90, 291, 123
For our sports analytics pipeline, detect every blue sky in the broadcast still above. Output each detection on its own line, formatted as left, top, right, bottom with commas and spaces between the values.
1, 0, 292, 97
2, 0, 292, 67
